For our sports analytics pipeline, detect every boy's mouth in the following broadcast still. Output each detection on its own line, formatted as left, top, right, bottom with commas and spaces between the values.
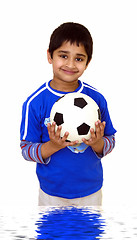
61, 68, 78, 75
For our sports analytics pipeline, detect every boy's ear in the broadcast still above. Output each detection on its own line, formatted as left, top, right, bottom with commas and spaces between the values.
47, 49, 52, 64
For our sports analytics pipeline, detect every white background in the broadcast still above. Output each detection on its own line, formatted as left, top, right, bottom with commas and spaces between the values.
0, 0, 137, 206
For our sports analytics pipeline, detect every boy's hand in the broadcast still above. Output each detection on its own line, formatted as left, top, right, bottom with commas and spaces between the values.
47, 122, 78, 151
82, 120, 106, 154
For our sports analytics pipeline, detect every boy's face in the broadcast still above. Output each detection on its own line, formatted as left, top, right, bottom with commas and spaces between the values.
47, 41, 89, 88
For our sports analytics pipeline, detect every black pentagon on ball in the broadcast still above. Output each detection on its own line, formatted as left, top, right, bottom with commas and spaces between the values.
54, 112, 64, 126
74, 97, 87, 109
77, 123, 90, 135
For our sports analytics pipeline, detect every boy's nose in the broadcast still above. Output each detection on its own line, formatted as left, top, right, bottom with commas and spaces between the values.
66, 58, 75, 68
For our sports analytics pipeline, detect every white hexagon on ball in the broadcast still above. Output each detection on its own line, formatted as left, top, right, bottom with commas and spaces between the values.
50, 92, 101, 143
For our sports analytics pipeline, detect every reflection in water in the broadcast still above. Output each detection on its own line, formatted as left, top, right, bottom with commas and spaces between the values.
35, 207, 105, 239
1, 205, 137, 239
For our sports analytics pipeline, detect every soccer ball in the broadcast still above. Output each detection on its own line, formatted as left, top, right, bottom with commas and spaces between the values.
50, 92, 101, 143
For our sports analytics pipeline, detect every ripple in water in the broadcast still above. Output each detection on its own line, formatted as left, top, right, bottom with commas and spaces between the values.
35, 207, 105, 239
0, 205, 137, 239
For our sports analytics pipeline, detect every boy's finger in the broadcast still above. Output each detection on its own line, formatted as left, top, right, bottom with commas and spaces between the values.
47, 122, 51, 129
82, 138, 88, 145
82, 138, 93, 145
49, 122, 56, 135
103, 121, 106, 127
61, 131, 69, 141
47, 123, 52, 135
95, 122, 101, 137
90, 128, 96, 139
55, 125, 62, 137
68, 140, 79, 146
100, 122, 105, 135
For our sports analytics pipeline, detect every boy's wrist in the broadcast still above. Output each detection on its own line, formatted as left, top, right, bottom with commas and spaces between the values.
41, 140, 63, 159
48, 140, 63, 152
91, 138, 104, 155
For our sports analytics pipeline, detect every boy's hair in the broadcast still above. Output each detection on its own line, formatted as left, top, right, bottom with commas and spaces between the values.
49, 22, 93, 65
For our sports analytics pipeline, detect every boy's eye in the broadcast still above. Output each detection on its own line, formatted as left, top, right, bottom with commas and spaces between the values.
60, 55, 68, 59
76, 58, 83, 62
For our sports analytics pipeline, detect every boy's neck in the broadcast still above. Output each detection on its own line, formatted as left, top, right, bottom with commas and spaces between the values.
50, 78, 79, 92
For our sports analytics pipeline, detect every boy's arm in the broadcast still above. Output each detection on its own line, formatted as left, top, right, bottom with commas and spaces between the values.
20, 139, 69, 164
20, 140, 51, 164
20, 122, 79, 164
42, 121, 116, 159
94, 135, 115, 158
41, 121, 115, 159
20, 121, 115, 163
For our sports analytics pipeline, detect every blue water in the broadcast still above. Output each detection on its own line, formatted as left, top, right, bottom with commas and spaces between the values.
36, 207, 105, 239
1, 205, 137, 239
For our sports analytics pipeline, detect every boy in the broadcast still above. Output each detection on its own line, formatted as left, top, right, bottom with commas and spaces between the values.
20, 22, 116, 206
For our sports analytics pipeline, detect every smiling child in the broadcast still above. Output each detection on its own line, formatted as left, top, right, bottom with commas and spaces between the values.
20, 22, 116, 206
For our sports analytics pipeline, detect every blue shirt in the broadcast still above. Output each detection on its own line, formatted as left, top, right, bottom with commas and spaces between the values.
20, 80, 116, 199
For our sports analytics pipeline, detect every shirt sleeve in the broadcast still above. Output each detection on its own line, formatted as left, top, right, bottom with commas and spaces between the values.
103, 135, 115, 156
20, 98, 42, 142
95, 134, 116, 159
20, 140, 51, 165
